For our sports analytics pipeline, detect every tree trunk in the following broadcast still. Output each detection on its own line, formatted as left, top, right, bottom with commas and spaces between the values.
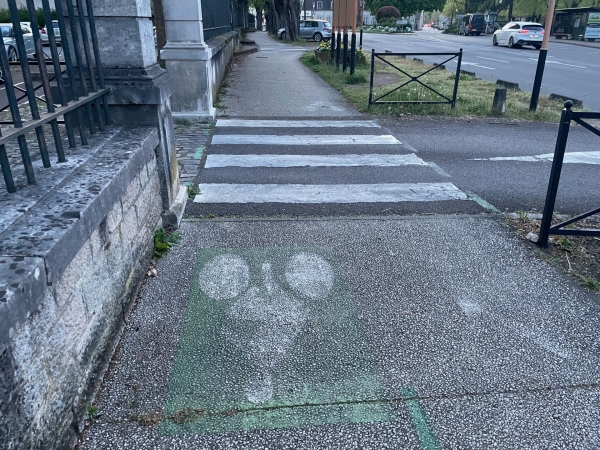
274, 0, 300, 41
267, 0, 278, 34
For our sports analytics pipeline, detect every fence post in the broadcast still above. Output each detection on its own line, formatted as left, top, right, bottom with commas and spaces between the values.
87, 0, 186, 227
538, 101, 573, 247
368, 49, 375, 108
451, 49, 463, 109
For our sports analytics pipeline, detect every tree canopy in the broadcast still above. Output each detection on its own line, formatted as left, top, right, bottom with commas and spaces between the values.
442, 0, 599, 21
366, 0, 446, 16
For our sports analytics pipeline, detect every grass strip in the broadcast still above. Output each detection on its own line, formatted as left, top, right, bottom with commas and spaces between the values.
300, 51, 578, 121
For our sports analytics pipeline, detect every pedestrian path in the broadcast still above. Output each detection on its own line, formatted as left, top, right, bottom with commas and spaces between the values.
188, 118, 483, 216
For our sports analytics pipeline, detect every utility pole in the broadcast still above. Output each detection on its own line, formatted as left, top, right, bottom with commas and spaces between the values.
530, 0, 556, 111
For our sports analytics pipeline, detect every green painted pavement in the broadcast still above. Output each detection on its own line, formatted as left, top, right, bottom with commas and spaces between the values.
160, 247, 396, 435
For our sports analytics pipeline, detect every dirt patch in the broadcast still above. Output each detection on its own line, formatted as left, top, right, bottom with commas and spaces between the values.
507, 213, 600, 293
373, 73, 400, 86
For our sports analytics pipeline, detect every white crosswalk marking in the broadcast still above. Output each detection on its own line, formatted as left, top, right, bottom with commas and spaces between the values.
211, 135, 402, 145
194, 118, 473, 209
205, 154, 428, 168
216, 120, 381, 128
194, 183, 468, 204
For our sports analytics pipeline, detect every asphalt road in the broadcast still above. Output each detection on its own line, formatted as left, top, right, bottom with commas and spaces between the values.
361, 28, 600, 111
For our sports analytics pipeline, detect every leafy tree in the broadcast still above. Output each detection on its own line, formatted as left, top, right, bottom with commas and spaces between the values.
250, 0, 267, 29
366, 0, 445, 17
376, 6, 402, 19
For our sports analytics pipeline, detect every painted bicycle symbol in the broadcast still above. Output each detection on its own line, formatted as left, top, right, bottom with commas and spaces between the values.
198, 252, 334, 405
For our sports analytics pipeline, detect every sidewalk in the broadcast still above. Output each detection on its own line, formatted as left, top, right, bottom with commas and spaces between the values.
551, 36, 600, 49
80, 33, 600, 449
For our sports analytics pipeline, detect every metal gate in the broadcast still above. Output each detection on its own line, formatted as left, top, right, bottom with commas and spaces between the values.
538, 101, 600, 247
0, 0, 110, 194
368, 50, 463, 109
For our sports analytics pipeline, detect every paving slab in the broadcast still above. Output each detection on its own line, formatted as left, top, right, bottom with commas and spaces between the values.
81, 216, 600, 449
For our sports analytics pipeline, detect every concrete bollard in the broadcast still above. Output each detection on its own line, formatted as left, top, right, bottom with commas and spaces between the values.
496, 79, 520, 90
492, 87, 507, 114
549, 94, 583, 108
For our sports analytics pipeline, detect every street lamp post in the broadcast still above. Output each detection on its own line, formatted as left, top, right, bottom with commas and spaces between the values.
530, 0, 557, 111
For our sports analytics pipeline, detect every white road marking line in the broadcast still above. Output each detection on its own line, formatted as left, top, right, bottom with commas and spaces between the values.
465, 191, 501, 213
528, 58, 587, 69
449, 60, 495, 70
194, 182, 468, 203
427, 162, 451, 177
216, 119, 381, 128
471, 151, 600, 164
205, 153, 428, 168
211, 135, 402, 145
403, 143, 419, 153
477, 56, 508, 63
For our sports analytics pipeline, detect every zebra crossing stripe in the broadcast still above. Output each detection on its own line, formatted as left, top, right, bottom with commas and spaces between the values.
205, 153, 428, 168
215, 119, 381, 128
194, 183, 468, 204
211, 135, 402, 145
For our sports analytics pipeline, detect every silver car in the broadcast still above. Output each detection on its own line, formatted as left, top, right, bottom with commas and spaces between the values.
41, 21, 61, 45
1, 23, 35, 61
278, 19, 332, 42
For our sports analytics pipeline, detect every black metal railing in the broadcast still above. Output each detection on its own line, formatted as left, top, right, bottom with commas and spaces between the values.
538, 101, 600, 247
0, 0, 109, 193
202, 0, 245, 41
368, 50, 463, 109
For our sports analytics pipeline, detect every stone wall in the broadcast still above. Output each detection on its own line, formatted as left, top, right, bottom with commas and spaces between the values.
207, 31, 239, 102
0, 127, 163, 449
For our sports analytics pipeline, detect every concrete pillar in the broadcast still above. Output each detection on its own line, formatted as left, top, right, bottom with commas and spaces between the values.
160, 0, 216, 121
86, 0, 187, 226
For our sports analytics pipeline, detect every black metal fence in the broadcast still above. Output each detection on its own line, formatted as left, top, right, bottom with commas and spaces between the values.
202, 0, 246, 42
0, 0, 109, 194
368, 50, 463, 109
538, 101, 600, 247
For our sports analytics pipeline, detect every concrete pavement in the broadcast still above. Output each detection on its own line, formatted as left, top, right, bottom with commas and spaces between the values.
80, 31, 600, 448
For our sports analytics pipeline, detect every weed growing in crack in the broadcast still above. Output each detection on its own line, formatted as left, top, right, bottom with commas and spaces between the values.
153, 228, 181, 258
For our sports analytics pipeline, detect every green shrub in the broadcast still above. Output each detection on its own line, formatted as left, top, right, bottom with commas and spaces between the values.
443, 24, 459, 34
376, 6, 401, 21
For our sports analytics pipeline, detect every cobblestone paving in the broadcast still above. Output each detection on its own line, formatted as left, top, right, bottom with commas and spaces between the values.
174, 121, 213, 186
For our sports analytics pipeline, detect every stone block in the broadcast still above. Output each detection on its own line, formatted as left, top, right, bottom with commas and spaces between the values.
52, 239, 93, 308
106, 200, 123, 235
94, 18, 156, 69
0, 348, 30, 450
0, 257, 47, 355
120, 204, 140, 249
121, 171, 143, 213
91, 0, 151, 18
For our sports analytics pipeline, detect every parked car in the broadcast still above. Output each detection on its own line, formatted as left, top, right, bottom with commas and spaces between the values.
459, 13, 486, 35
0, 23, 35, 61
493, 22, 544, 49
277, 19, 332, 42
41, 21, 61, 44
0, 23, 35, 80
